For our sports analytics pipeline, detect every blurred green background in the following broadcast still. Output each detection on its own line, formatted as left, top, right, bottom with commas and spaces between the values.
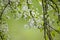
5, 18, 60, 40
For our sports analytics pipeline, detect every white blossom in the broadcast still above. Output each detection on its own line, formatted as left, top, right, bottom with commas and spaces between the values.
24, 24, 29, 29
32, 11, 35, 15
22, 5, 28, 11
28, 0, 32, 4
39, 2, 42, 6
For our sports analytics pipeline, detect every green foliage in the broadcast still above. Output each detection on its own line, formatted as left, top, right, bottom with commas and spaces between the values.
0, 0, 60, 40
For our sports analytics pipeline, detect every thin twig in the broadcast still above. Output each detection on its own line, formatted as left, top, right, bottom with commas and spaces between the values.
47, 23, 60, 34
27, 0, 37, 27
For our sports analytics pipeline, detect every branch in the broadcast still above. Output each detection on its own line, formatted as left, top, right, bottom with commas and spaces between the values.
49, 0, 59, 14
0, 0, 10, 20
42, 0, 48, 40
48, 2, 57, 12
49, 0, 60, 21
0, 0, 10, 16
27, 0, 38, 27
47, 27, 53, 40
47, 23, 60, 34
